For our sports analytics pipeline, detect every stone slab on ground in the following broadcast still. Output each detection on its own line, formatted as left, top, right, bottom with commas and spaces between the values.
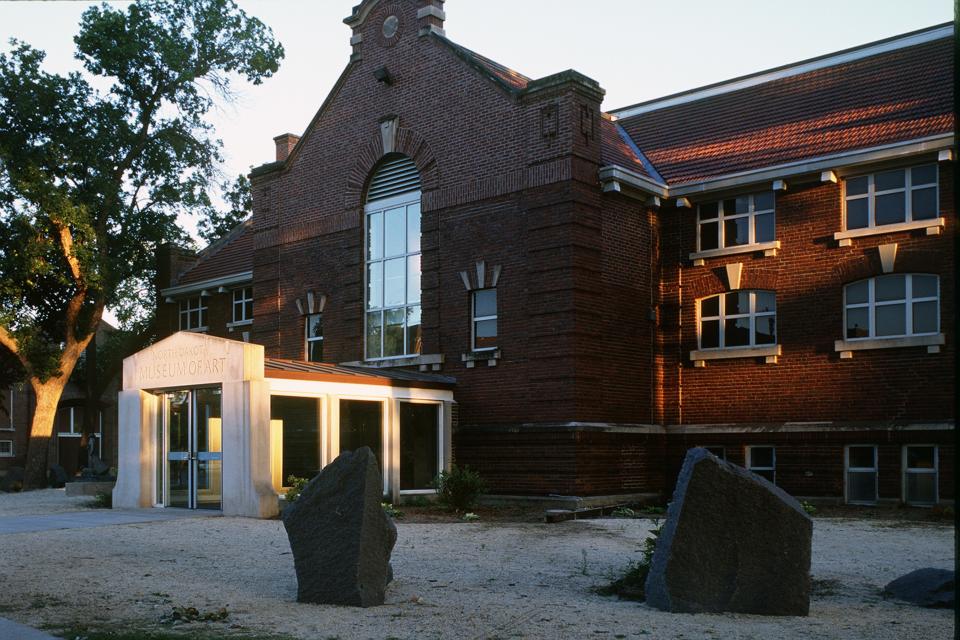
884, 568, 955, 608
645, 447, 812, 616
282, 447, 397, 607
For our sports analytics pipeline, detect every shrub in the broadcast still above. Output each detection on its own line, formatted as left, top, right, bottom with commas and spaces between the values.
434, 465, 487, 511
381, 502, 403, 518
87, 491, 112, 509
285, 475, 309, 503
595, 520, 664, 601
800, 500, 817, 516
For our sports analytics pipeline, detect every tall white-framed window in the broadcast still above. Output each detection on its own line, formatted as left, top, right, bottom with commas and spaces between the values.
844, 164, 938, 230
232, 287, 253, 324
305, 313, 323, 362
471, 289, 497, 351
364, 156, 422, 361
0, 440, 12, 457
844, 274, 939, 340
845, 445, 878, 504
697, 192, 775, 251
179, 296, 208, 331
903, 445, 938, 506
746, 445, 776, 484
0, 388, 13, 431
698, 290, 776, 350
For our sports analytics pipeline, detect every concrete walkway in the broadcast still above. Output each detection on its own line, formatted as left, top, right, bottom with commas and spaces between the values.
0, 616, 58, 639
0, 508, 220, 535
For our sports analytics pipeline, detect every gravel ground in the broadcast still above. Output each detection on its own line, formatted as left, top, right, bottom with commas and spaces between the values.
0, 491, 953, 640
0, 488, 93, 516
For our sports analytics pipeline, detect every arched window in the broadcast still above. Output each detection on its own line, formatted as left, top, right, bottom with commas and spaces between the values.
364, 155, 422, 360
698, 290, 776, 350
844, 274, 939, 340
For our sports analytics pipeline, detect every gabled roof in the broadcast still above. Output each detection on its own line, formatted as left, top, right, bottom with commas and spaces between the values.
613, 24, 954, 186
177, 219, 255, 287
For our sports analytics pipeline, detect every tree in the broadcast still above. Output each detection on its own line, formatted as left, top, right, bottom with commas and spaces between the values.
198, 172, 252, 244
0, 0, 283, 488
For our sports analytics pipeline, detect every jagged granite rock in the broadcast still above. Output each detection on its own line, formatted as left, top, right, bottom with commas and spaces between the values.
645, 447, 812, 616
884, 568, 955, 608
282, 447, 397, 607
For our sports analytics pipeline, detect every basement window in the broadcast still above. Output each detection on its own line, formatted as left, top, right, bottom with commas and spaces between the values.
746, 446, 775, 484
903, 445, 938, 506
845, 445, 878, 504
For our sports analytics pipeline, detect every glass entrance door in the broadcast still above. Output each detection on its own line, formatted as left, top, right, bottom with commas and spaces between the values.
163, 388, 222, 510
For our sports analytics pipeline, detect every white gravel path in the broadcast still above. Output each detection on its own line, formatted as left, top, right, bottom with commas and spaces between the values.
0, 495, 952, 640
0, 488, 93, 516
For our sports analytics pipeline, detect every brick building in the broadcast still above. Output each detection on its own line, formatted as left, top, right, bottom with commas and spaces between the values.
124, 2, 953, 516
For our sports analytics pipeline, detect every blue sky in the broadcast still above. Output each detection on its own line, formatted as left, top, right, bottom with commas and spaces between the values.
0, 0, 952, 229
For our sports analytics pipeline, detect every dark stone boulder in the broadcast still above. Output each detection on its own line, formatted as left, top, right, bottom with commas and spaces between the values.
282, 447, 397, 607
645, 448, 812, 616
0, 467, 24, 493
48, 464, 68, 488
883, 568, 955, 608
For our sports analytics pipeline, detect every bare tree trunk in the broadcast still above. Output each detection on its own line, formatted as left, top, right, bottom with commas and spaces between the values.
23, 378, 68, 489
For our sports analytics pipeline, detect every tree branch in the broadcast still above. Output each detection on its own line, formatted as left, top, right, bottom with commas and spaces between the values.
53, 221, 84, 286
0, 324, 32, 377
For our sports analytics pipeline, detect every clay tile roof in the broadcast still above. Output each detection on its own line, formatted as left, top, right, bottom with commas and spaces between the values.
615, 35, 954, 185
177, 219, 254, 286
600, 117, 657, 182
434, 36, 530, 91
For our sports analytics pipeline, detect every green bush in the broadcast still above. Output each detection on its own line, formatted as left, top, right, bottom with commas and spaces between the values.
381, 502, 404, 518
800, 500, 817, 516
284, 475, 309, 503
595, 520, 664, 601
434, 465, 487, 511
86, 491, 112, 509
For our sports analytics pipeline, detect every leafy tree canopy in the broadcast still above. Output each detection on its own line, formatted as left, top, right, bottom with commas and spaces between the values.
197, 172, 252, 244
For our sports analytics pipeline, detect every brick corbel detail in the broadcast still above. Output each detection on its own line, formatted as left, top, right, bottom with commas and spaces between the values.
344, 127, 439, 210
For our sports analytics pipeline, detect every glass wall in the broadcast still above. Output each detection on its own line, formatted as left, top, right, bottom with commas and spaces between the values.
339, 399, 384, 472
271, 396, 322, 481
400, 402, 439, 491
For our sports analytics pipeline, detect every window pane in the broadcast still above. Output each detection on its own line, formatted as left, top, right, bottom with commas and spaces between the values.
244, 300, 253, 320
307, 339, 323, 362
911, 165, 936, 186
906, 473, 936, 505
724, 317, 751, 347
723, 216, 749, 247
755, 291, 776, 313
699, 202, 718, 219
383, 207, 405, 257
699, 221, 719, 251
846, 307, 869, 339
339, 400, 383, 472
875, 192, 906, 225
912, 301, 938, 334
875, 304, 906, 336
753, 192, 775, 211
367, 211, 383, 260
755, 316, 776, 345
847, 471, 877, 503
406, 305, 422, 355
366, 312, 382, 359
846, 198, 869, 229
754, 213, 775, 243
383, 308, 405, 357
400, 403, 439, 491
732, 196, 749, 215
848, 446, 875, 469
875, 169, 905, 191
907, 446, 936, 469
750, 447, 774, 468
272, 396, 321, 480
875, 275, 905, 302
383, 258, 405, 307
700, 296, 720, 318
725, 291, 750, 316
407, 254, 421, 305
700, 319, 720, 349
406, 202, 421, 253
307, 314, 322, 340
475, 319, 497, 349
367, 262, 383, 310
912, 275, 938, 299
846, 176, 868, 196
911, 187, 937, 220
845, 280, 869, 305
474, 289, 497, 318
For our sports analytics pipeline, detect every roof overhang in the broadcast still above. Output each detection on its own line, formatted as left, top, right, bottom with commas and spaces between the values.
159, 271, 253, 299
600, 133, 955, 203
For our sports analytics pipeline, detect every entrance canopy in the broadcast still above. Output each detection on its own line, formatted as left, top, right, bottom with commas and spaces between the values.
114, 332, 455, 518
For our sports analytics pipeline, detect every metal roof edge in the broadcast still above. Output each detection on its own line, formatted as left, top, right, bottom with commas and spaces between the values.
160, 271, 253, 298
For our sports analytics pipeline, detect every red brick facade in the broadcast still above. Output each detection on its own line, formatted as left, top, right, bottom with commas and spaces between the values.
155, 4, 954, 505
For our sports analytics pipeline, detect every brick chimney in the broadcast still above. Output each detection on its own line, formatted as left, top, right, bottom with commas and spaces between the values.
273, 133, 300, 162
417, 0, 445, 37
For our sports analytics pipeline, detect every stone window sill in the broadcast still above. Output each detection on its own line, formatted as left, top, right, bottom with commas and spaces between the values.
461, 349, 501, 368
342, 353, 445, 372
690, 345, 780, 367
227, 319, 253, 330
834, 218, 944, 246
835, 334, 944, 358
690, 240, 780, 265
